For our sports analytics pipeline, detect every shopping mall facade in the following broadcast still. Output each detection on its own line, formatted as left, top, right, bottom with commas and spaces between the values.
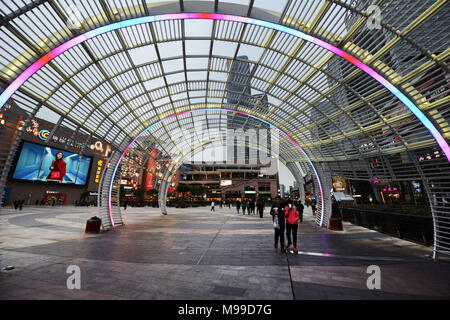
178, 162, 279, 202
1, 101, 110, 206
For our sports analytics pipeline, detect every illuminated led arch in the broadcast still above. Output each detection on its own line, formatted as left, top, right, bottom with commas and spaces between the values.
0, 13, 448, 162
108, 108, 325, 227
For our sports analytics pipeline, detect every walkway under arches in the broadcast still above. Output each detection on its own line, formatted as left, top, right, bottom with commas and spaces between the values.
0, 205, 449, 299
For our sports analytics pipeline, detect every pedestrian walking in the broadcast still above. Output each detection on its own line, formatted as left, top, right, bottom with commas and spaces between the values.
250, 200, 255, 215
19, 199, 24, 211
258, 200, 265, 218
295, 200, 304, 223
270, 196, 286, 252
242, 200, 247, 215
211, 201, 215, 211
285, 200, 300, 253
236, 200, 241, 214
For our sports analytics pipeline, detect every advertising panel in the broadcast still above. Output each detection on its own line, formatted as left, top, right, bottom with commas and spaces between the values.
145, 156, 159, 191
13, 141, 91, 185
332, 177, 347, 192
220, 180, 232, 186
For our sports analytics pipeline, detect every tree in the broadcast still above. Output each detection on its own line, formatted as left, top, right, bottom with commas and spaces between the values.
189, 185, 206, 196
134, 186, 146, 200
176, 184, 189, 194
176, 184, 190, 203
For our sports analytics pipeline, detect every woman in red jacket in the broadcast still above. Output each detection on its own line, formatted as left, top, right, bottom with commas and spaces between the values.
284, 200, 300, 253
46, 152, 66, 183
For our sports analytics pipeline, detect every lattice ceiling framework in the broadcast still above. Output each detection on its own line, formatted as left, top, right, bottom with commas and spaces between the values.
0, 0, 449, 164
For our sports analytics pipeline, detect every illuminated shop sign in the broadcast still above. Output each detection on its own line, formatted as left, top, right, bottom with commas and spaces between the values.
220, 180, 232, 186
94, 160, 103, 183
332, 177, 346, 192
26, 119, 40, 136
418, 150, 442, 161
383, 187, 398, 192
38, 129, 49, 141
145, 149, 161, 191
26, 119, 111, 156
359, 142, 375, 152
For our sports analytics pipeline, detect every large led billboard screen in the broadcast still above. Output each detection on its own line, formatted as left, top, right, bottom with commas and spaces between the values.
12, 141, 92, 185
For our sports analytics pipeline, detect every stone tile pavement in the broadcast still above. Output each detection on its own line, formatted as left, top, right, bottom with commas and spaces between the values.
0, 205, 449, 299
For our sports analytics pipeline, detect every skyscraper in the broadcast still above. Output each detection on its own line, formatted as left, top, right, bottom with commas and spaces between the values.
225, 56, 252, 107
225, 57, 272, 164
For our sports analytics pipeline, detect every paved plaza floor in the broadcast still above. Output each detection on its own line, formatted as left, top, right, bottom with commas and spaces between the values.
0, 205, 449, 300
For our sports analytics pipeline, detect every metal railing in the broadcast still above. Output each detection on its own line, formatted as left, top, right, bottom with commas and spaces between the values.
341, 207, 434, 246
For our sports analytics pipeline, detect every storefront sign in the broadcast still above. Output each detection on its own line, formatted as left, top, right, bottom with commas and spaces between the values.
332, 177, 346, 192
38, 129, 49, 141
26, 119, 111, 157
220, 180, 232, 186
145, 155, 160, 190
94, 160, 103, 183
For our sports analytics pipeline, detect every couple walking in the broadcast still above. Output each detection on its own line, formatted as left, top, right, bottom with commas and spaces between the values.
270, 196, 301, 253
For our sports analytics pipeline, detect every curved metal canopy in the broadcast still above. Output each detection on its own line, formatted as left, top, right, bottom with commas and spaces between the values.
0, 0, 449, 164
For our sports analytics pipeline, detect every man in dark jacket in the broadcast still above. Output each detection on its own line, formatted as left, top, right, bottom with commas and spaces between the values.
295, 200, 304, 223
257, 200, 265, 218
270, 196, 286, 252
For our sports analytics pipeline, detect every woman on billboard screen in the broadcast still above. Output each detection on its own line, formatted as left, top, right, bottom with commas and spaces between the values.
46, 152, 66, 183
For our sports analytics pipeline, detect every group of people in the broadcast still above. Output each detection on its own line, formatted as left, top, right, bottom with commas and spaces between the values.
305, 197, 317, 215
270, 196, 304, 253
234, 200, 266, 218
211, 200, 265, 218
210, 201, 232, 211
13, 199, 25, 211
210, 196, 307, 253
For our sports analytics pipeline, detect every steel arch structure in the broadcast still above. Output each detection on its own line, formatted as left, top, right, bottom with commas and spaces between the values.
0, 0, 449, 258
99, 108, 326, 229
